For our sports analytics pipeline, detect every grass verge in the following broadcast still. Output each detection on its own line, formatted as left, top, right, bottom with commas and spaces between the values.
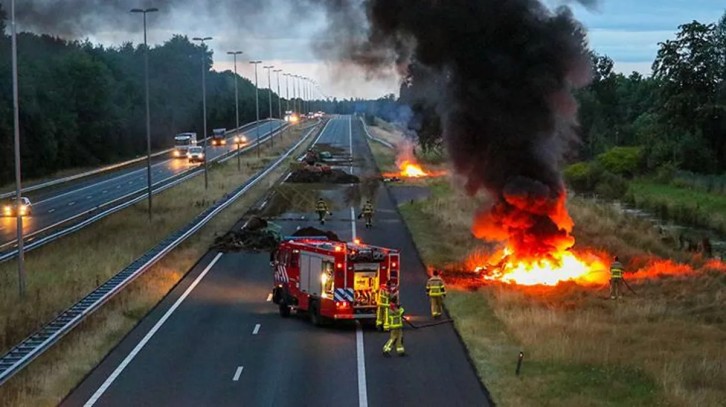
626, 180, 726, 235
366, 131, 725, 407
0, 123, 319, 406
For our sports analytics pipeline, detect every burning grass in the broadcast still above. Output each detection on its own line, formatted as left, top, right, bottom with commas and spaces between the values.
367, 136, 726, 406
0, 124, 318, 406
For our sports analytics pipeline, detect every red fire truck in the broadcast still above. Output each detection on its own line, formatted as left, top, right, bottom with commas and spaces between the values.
271, 236, 400, 325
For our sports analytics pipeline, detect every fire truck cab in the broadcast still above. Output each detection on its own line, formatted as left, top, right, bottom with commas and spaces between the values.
272, 237, 400, 325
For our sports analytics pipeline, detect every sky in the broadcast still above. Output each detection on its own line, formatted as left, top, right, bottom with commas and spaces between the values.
9, 1, 726, 100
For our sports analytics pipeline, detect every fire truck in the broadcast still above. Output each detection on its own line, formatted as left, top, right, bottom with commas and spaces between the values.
271, 236, 400, 325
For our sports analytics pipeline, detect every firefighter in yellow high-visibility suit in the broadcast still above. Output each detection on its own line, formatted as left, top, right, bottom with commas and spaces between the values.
361, 200, 374, 228
383, 303, 405, 356
426, 270, 446, 318
376, 283, 390, 331
315, 198, 329, 225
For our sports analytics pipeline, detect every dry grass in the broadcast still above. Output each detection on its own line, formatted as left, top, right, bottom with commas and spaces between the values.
0, 123, 319, 406
366, 136, 726, 407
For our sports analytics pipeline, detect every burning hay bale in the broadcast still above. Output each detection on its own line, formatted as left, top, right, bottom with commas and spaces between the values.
287, 168, 360, 184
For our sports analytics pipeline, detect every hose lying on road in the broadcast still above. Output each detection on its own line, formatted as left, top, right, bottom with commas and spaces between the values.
404, 316, 454, 329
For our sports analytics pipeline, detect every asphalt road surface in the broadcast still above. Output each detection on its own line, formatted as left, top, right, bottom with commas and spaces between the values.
0, 121, 284, 246
62, 116, 491, 407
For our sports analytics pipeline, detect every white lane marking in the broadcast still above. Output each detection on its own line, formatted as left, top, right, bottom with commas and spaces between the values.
349, 116, 367, 407
252, 324, 261, 335
86, 195, 93, 199
356, 323, 368, 407
266, 293, 273, 302
84, 252, 224, 406
102, 190, 108, 194
116, 185, 121, 189
233, 366, 244, 381
68, 201, 76, 206
48, 209, 55, 213
128, 181, 133, 185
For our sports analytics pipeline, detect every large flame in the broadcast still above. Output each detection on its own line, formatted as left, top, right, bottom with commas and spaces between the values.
470, 191, 610, 286
399, 160, 433, 178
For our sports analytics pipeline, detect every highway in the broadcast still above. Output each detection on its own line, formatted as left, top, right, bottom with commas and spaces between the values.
0, 121, 284, 247
62, 116, 491, 406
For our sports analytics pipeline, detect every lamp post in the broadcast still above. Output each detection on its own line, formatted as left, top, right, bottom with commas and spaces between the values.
249, 60, 262, 157
263, 65, 274, 149
274, 69, 282, 121
294, 75, 301, 116
227, 50, 243, 171
284, 73, 291, 114
192, 36, 212, 190
130, 7, 158, 220
10, 0, 25, 297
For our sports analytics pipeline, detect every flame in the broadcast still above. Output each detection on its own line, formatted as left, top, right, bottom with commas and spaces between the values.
400, 160, 430, 178
473, 246, 609, 286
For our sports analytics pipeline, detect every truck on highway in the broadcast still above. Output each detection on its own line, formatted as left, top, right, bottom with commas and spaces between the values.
211, 128, 227, 146
173, 132, 197, 158
271, 236, 400, 325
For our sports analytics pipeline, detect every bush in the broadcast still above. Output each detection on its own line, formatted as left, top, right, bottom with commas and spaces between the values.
594, 171, 629, 199
564, 162, 596, 192
596, 146, 643, 177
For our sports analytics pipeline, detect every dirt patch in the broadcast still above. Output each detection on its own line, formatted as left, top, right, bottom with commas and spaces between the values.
287, 168, 360, 184
212, 216, 280, 252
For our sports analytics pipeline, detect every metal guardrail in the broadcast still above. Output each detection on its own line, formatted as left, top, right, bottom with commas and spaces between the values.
0, 119, 278, 201
0, 121, 322, 386
0, 122, 288, 262
359, 117, 395, 149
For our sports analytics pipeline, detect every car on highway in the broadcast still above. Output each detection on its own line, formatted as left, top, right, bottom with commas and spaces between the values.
211, 128, 227, 146
187, 146, 205, 164
2, 196, 32, 217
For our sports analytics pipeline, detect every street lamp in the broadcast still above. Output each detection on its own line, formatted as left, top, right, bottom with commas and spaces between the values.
283, 73, 291, 114
130, 7, 158, 220
10, 0, 25, 297
294, 75, 301, 116
227, 50, 243, 171
249, 60, 262, 157
274, 69, 282, 122
263, 65, 274, 149
192, 36, 212, 190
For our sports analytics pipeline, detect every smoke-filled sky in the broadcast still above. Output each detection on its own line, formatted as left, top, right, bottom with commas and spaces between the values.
2, 0, 724, 99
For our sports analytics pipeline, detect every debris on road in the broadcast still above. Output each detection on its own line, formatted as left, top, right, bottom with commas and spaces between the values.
212, 216, 281, 252
287, 168, 360, 184
291, 226, 342, 242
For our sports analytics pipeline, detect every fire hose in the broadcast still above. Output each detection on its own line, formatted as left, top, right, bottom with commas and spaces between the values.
404, 316, 454, 329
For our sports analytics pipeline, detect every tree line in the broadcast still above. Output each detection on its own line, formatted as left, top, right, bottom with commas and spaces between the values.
0, 5, 292, 185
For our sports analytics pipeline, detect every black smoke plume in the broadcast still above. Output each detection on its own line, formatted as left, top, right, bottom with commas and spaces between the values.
316, 0, 594, 255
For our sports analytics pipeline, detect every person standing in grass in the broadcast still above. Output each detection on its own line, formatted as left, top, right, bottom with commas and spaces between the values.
426, 270, 446, 317
610, 256, 624, 300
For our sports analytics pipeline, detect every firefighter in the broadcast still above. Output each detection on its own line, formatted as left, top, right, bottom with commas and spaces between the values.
376, 282, 390, 331
315, 197, 329, 225
610, 256, 624, 300
383, 302, 405, 357
426, 270, 446, 318
360, 200, 374, 228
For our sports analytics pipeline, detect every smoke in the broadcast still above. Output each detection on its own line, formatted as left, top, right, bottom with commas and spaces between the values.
315, 0, 594, 256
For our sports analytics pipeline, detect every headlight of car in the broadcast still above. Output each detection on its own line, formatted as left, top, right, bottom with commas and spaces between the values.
174, 151, 180, 157
3, 206, 10, 213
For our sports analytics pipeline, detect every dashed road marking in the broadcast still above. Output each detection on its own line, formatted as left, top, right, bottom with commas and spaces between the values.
87, 195, 93, 199
68, 201, 76, 206
252, 324, 261, 335
266, 293, 272, 302
48, 209, 55, 213
102, 190, 108, 194
232, 366, 244, 381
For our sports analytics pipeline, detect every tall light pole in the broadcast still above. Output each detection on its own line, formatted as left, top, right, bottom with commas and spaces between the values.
302, 76, 309, 115
274, 69, 282, 121
249, 60, 262, 157
294, 75, 301, 115
227, 50, 243, 172
263, 65, 274, 148
130, 7, 158, 220
10, 0, 25, 297
192, 36, 212, 190
283, 73, 291, 114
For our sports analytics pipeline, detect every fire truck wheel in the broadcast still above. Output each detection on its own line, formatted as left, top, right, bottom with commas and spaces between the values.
279, 302, 291, 318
